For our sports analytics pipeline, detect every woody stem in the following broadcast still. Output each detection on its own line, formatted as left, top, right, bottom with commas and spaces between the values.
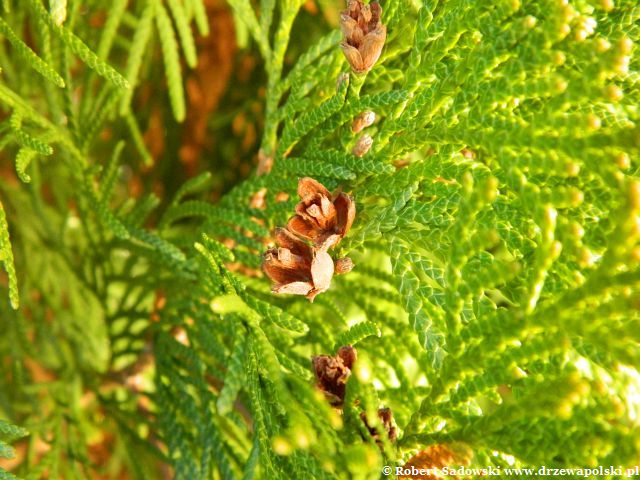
258, 3, 304, 174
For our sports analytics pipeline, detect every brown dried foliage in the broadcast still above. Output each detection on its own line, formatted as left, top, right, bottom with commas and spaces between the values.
179, 0, 236, 176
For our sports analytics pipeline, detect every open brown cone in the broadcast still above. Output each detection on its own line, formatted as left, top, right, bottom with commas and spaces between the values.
262, 228, 334, 302
312, 346, 357, 406
360, 407, 398, 443
340, 0, 386, 74
287, 177, 356, 250
263, 177, 355, 300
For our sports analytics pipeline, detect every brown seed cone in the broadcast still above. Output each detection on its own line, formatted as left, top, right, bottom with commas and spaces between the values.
312, 345, 358, 406
337, 345, 357, 369
262, 227, 334, 301
263, 177, 356, 301
360, 407, 398, 442
287, 177, 356, 249
340, 1, 386, 73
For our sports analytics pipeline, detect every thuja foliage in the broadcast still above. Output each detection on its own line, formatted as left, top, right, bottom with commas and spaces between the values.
1, 0, 639, 478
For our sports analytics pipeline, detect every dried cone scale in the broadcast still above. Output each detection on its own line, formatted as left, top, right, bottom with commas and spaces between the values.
340, 0, 387, 74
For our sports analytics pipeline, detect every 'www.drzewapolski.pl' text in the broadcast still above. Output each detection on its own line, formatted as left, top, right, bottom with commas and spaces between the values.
383, 465, 640, 477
